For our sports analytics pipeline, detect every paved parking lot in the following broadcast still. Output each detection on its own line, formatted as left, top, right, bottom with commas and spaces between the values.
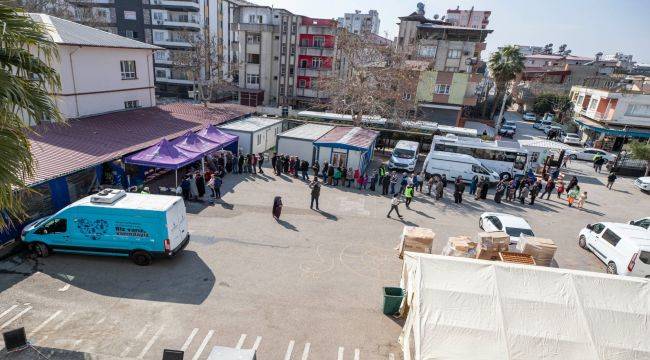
1, 115, 648, 359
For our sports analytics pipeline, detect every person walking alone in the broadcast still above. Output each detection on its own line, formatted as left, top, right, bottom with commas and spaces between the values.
454, 177, 466, 204
309, 177, 321, 210
607, 172, 617, 190
404, 184, 415, 209
387, 193, 403, 219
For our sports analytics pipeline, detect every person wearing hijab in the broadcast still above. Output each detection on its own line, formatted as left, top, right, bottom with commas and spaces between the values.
479, 177, 489, 199
272, 196, 283, 220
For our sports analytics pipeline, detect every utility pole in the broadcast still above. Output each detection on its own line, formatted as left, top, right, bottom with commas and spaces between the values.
495, 83, 510, 135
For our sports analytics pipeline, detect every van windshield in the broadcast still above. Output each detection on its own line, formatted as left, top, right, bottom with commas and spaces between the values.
394, 148, 415, 159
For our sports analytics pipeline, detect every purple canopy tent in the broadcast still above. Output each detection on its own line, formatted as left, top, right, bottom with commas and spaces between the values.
124, 138, 202, 187
197, 125, 238, 151
171, 131, 223, 174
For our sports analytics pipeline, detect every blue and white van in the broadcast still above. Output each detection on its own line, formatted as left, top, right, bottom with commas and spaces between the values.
22, 189, 189, 266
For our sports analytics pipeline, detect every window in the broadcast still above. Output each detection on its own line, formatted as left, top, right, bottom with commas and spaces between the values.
291, 23, 296, 33
312, 58, 322, 68
591, 223, 606, 234
447, 49, 461, 59
313, 36, 324, 47
300, 38, 309, 47
249, 15, 262, 24
472, 165, 489, 175
275, 35, 280, 40
120, 60, 137, 80
124, 100, 139, 109
155, 69, 166, 78
153, 11, 164, 20
298, 79, 306, 88
299, 59, 308, 68
601, 229, 621, 247
154, 31, 165, 41
444, 66, 459, 72
246, 53, 260, 64
38, 218, 67, 234
418, 45, 436, 57
257, 133, 262, 145
246, 73, 260, 84
96, 8, 109, 20
123, 10, 136, 20
434, 84, 450, 94
588, 98, 598, 110
124, 30, 137, 38
626, 104, 650, 118
289, 67, 294, 76
246, 33, 261, 44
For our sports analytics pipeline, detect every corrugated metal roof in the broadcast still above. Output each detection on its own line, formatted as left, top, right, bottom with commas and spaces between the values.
518, 139, 575, 150
278, 124, 334, 141
218, 117, 283, 132
29, 13, 162, 50
27, 103, 253, 186
314, 126, 379, 151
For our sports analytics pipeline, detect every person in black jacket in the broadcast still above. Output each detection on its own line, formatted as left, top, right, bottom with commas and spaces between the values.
381, 173, 390, 195
309, 178, 321, 210
453, 177, 466, 204
238, 154, 244, 174
271, 152, 278, 174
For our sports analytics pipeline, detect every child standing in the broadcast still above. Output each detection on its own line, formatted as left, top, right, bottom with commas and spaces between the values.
556, 181, 565, 198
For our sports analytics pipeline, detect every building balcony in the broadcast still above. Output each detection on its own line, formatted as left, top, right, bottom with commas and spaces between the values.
298, 26, 336, 35
150, 0, 200, 11
233, 23, 279, 33
297, 67, 332, 77
152, 18, 201, 30
153, 38, 193, 48
156, 76, 194, 85
296, 87, 326, 98
298, 47, 335, 56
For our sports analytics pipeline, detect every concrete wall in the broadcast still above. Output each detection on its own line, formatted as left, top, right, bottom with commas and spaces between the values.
277, 137, 316, 163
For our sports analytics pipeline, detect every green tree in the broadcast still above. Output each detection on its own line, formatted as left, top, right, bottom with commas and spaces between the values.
628, 140, 650, 176
0, 4, 63, 228
532, 93, 573, 122
488, 45, 525, 119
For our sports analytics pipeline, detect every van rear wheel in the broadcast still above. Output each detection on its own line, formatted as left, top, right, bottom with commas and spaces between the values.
131, 251, 152, 266
606, 262, 617, 275
578, 235, 587, 249
30, 242, 49, 257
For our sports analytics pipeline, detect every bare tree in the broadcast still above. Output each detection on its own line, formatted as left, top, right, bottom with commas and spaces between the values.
318, 30, 419, 126
11, 0, 108, 28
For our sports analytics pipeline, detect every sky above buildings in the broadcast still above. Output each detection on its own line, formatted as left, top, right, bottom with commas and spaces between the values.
251, 0, 650, 63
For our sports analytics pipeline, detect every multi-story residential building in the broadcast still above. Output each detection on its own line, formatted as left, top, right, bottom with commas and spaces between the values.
445, 6, 490, 29
28, 13, 159, 123
337, 10, 380, 35
396, 4, 492, 125
571, 85, 650, 150
602, 53, 635, 72
295, 17, 337, 106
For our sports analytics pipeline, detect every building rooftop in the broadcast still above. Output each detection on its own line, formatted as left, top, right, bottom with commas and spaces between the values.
279, 124, 335, 141
525, 54, 593, 61
218, 117, 284, 132
27, 103, 253, 186
314, 126, 379, 151
29, 13, 162, 50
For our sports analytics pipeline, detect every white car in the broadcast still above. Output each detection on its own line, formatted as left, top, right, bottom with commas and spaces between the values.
522, 112, 537, 122
634, 177, 650, 192
561, 133, 582, 146
533, 120, 552, 130
579, 222, 650, 277
629, 217, 650, 230
566, 148, 615, 162
479, 212, 535, 244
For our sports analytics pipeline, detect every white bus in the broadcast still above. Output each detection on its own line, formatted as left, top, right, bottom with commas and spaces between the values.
430, 134, 528, 180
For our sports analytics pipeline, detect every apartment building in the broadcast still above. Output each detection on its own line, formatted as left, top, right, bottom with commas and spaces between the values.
445, 6, 490, 29
396, 4, 492, 125
28, 13, 159, 123
295, 17, 337, 106
498, 45, 544, 56
571, 85, 650, 150
337, 10, 380, 35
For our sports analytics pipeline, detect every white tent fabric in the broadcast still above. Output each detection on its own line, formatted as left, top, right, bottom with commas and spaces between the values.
399, 253, 650, 360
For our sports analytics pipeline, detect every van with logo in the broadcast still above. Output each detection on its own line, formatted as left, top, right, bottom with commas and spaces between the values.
423, 151, 500, 184
22, 189, 189, 266
388, 140, 420, 172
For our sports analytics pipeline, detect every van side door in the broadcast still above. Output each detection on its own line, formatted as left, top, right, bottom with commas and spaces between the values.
33, 218, 69, 246
585, 223, 606, 260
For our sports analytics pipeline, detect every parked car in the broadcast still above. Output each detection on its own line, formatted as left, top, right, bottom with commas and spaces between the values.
522, 112, 537, 122
578, 222, 650, 277
504, 120, 517, 131
479, 212, 535, 244
561, 133, 583, 146
544, 125, 563, 135
533, 119, 552, 130
566, 148, 616, 162
634, 177, 650, 192
498, 124, 516, 138
630, 217, 650, 230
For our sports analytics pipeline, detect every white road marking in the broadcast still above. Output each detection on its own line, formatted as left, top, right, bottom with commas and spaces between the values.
0, 305, 17, 320
28, 310, 62, 337
137, 326, 165, 359
72, 339, 83, 350
284, 340, 295, 360
120, 346, 132, 358
236, 334, 247, 349
354, 348, 360, 360
58, 284, 71, 292
301, 342, 311, 360
181, 328, 199, 352
121, 323, 150, 358
252, 336, 262, 351
135, 324, 150, 340
1, 306, 32, 329
192, 330, 214, 360
338, 347, 345, 360
54, 312, 75, 330
95, 316, 106, 325
389, 353, 395, 360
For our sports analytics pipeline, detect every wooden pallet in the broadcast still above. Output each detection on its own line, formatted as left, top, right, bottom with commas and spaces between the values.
499, 251, 536, 265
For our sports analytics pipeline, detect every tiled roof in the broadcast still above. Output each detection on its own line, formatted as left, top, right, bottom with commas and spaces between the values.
29, 13, 162, 50
314, 126, 379, 150
27, 103, 253, 186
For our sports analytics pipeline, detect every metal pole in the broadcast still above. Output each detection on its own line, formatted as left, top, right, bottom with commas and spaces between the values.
201, 157, 205, 173
495, 86, 509, 135
175, 169, 178, 188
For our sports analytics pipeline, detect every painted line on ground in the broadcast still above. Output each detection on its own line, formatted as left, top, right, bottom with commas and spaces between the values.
54, 312, 75, 330
389, 353, 395, 360
191, 329, 214, 360
1, 306, 32, 329
135, 324, 151, 340
284, 340, 295, 360
95, 316, 106, 325
137, 326, 165, 359
181, 328, 199, 352
338, 347, 345, 360
354, 348, 360, 360
0, 305, 18, 320
58, 284, 71, 292
252, 336, 262, 351
28, 310, 62, 337
71, 339, 83, 350
301, 342, 311, 360
236, 334, 247, 349
120, 346, 132, 358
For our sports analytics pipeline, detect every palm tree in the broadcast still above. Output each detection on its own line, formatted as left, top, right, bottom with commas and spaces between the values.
0, 4, 63, 228
488, 45, 525, 120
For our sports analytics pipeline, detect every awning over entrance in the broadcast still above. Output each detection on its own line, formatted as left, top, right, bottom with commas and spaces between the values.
574, 117, 650, 138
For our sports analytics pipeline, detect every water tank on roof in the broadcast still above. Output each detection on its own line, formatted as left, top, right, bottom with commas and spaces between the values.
90, 189, 127, 204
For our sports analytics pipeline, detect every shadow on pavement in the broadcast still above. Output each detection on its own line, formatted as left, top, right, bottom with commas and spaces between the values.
276, 219, 298, 232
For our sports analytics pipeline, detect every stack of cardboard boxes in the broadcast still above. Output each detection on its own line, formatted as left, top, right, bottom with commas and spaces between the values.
399, 226, 435, 259
516, 237, 557, 266
475, 232, 510, 260
442, 236, 477, 258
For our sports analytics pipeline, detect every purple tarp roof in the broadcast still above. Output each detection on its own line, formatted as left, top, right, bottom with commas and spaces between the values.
124, 138, 203, 169
197, 125, 238, 147
171, 131, 222, 154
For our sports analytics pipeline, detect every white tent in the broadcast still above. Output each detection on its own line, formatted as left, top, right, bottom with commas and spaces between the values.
399, 253, 650, 360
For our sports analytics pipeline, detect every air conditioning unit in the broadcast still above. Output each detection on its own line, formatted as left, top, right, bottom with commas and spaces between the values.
90, 189, 127, 204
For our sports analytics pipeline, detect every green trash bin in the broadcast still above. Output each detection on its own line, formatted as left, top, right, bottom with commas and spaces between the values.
382, 287, 404, 315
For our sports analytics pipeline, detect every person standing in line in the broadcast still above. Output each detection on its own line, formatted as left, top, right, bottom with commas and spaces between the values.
529, 179, 541, 205
258, 153, 265, 174
441, 174, 448, 188
312, 161, 320, 181
390, 172, 398, 194
232, 153, 239, 174
333, 166, 342, 186
607, 172, 617, 190
412, 173, 420, 193
435, 178, 444, 200
567, 186, 580, 207
206, 174, 215, 203
272, 196, 283, 220
399, 174, 408, 194
301, 159, 309, 181
361, 173, 369, 190
271, 152, 278, 175
540, 178, 555, 199
340, 166, 347, 185
369, 170, 378, 192
506, 180, 517, 202
180, 176, 191, 200
494, 180, 505, 204
213, 175, 222, 199
327, 164, 335, 185
519, 183, 530, 205
226, 154, 233, 173
566, 176, 579, 193
309, 177, 321, 210
556, 181, 565, 198
252, 153, 258, 174
293, 157, 300, 178
469, 175, 479, 196
322, 161, 329, 183
474, 177, 484, 200
382, 172, 390, 195
387, 193, 403, 219
454, 177, 466, 204
195, 172, 206, 199
404, 184, 415, 208
427, 176, 434, 196
189, 173, 199, 201
238, 154, 244, 174
577, 191, 588, 209
348, 168, 356, 188
356, 170, 364, 189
